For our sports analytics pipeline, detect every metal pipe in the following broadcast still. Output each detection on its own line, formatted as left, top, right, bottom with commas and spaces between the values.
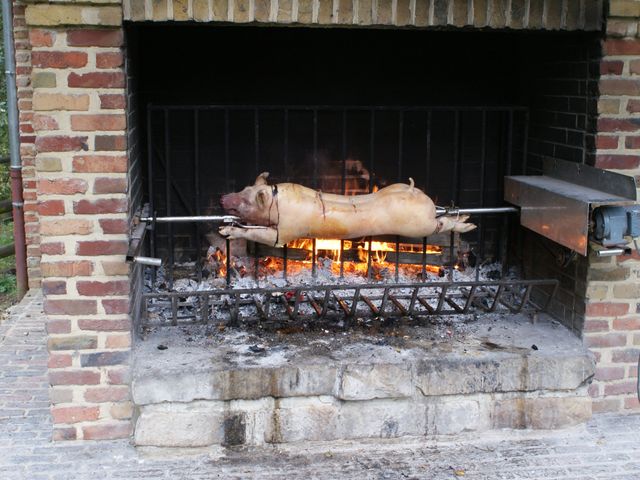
141, 207, 519, 225
140, 215, 241, 223
595, 248, 627, 257
436, 206, 519, 215
133, 256, 162, 267
2, 0, 27, 299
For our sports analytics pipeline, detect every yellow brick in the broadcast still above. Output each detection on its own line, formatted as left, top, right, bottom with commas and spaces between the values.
396, 0, 412, 25
212, 0, 228, 20
193, 0, 211, 21
254, 0, 271, 22
33, 93, 90, 112
152, 0, 169, 21
611, 0, 640, 18
172, 0, 190, 20
414, 0, 429, 26
598, 99, 621, 115
127, 0, 147, 20
318, 0, 333, 24
26, 4, 122, 26
376, 0, 392, 24
234, 0, 251, 22
278, 0, 293, 22
336, 0, 354, 24
298, 0, 313, 23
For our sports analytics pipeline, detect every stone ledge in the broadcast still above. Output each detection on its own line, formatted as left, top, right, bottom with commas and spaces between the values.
134, 391, 592, 447
132, 315, 595, 405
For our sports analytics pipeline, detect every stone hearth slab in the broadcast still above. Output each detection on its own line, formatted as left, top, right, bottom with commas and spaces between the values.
132, 313, 595, 447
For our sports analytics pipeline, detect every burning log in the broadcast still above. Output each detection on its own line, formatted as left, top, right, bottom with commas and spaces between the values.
219, 172, 476, 247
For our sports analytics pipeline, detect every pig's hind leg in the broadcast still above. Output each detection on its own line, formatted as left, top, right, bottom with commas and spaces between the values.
219, 226, 279, 247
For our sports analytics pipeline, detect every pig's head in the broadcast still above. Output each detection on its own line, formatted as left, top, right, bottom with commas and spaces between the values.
220, 172, 275, 226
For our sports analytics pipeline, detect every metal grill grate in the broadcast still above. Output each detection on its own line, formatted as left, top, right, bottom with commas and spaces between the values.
141, 279, 558, 329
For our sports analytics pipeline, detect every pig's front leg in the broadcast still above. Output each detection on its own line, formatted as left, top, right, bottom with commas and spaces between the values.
219, 226, 279, 247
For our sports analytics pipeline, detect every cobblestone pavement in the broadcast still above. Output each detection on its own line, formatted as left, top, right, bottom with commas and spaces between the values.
1, 291, 640, 480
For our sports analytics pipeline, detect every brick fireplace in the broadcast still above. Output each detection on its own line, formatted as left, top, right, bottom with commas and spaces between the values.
9, 0, 640, 443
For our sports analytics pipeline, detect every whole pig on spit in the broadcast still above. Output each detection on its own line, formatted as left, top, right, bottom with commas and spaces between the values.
219, 172, 476, 247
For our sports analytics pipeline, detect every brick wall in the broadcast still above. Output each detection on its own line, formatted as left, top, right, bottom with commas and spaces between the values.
122, 0, 604, 29
13, 2, 39, 288
584, 0, 640, 413
25, 1, 132, 439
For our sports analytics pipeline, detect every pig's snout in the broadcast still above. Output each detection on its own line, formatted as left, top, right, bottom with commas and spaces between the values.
220, 193, 242, 214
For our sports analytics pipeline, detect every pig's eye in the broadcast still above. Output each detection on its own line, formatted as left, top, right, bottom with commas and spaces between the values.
255, 190, 269, 208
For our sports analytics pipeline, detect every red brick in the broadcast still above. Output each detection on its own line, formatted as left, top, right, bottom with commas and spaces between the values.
600, 79, 640, 96
49, 370, 100, 386
624, 396, 640, 410
107, 367, 130, 385
99, 94, 126, 110
82, 421, 131, 440
46, 318, 71, 334
93, 177, 127, 194
38, 178, 88, 195
67, 72, 125, 88
52, 406, 100, 424
604, 381, 637, 396
612, 348, 640, 363
100, 219, 128, 234
96, 52, 124, 69
583, 319, 610, 332
604, 39, 640, 55
95, 135, 126, 151
106, 334, 131, 349
67, 29, 123, 47
73, 155, 127, 173
597, 118, 640, 133
52, 427, 77, 441
77, 280, 129, 296
613, 317, 640, 330
32, 51, 87, 69
45, 299, 97, 315
626, 136, 640, 149
595, 154, 640, 169
36, 135, 89, 153
595, 367, 625, 381
596, 136, 619, 149
38, 200, 65, 216
585, 333, 628, 348
588, 383, 600, 398
33, 114, 59, 131
42, 280, 67, 295
29, 29, 55, 47
102, 298, 129, 314
76, 240, 127, 256
48, 353, 72, 369
41, 260, 93, 277
41, 242, 65, 256
84, 386, 129, 403
586, 302, 630, 317
601, 60, 624, 75
628, 99, 640, 113
71, 114, 126, 132
78, 319, 130, 332
73, 198, 127, 215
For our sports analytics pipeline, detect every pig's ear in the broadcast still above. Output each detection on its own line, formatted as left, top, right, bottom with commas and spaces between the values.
255, 189, 269, 208
254, 172, 270, 186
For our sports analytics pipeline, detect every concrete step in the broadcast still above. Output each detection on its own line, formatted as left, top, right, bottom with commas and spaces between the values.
132, 314, 595, 448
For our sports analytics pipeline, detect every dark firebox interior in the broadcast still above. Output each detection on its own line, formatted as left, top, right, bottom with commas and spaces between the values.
126, 24, 601, 332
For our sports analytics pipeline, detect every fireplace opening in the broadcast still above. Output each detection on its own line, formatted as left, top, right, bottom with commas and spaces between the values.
125, 24, 601, 335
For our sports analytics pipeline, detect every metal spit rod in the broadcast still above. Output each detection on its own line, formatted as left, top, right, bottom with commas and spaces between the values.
140, 206, 518, 224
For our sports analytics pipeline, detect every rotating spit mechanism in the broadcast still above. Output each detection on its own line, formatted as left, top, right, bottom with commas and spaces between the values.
505, 159, 640, 257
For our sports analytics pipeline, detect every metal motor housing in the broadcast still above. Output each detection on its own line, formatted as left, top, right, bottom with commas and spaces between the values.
593, 206, 640, 247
